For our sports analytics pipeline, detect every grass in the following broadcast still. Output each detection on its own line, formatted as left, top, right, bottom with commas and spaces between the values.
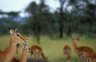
0, 35, 96, 62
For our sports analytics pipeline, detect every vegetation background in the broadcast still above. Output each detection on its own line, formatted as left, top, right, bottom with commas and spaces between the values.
0, 0, 96, 62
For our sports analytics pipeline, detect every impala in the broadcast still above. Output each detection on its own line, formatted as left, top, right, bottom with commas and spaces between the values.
30, 45, 47, 59
63, 45, 71, 62
71, 35, 94, 62
0, 27, 27, 62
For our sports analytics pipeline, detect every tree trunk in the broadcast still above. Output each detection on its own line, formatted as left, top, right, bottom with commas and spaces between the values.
59, 23, 63, 38
33, 23, 41, 44
59, 3, 64, 38
36, 23, 41, 44
37, 30, 40, 44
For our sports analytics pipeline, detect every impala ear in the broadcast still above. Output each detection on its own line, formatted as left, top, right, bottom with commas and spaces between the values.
8, 26, 17, 35
8, 26, 17, 31
9, 29, 14, 35
15, 28, 17, 32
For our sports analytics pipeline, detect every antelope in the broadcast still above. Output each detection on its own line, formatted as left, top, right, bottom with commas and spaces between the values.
11, 44, 21, 62
30, 45, 47, 59
0, 44, 20, 62
71, 35, 94, 62
0, 27, 27, 62
83, 52, 96, 62
11, 44, 29, 62
63, 45, 71, 62
0, 44, 21, 62
19, 45, 29, 62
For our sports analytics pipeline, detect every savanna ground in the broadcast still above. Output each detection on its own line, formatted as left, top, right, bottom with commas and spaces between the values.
0, 34, 96, 62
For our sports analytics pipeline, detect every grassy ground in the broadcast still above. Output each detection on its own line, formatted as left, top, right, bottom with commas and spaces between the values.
0, 35, 96, 62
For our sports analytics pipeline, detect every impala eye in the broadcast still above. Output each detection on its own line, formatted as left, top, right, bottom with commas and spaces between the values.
17, 34, 20, 36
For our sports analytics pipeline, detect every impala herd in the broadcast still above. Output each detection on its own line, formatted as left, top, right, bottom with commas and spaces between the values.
0, 28, 96, 62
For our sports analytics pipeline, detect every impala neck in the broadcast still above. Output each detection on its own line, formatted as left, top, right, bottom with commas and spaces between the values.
73, 41, 78, 49
5, 38, 17, 62
20, 46, 29, 62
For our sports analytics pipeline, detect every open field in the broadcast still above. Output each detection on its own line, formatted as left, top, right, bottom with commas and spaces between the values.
0, 35, 96, 62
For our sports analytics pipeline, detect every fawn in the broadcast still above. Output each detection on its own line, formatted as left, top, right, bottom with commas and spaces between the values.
30, 45, 47, 59
63, 45, 71, 62
0, 27, 27, 62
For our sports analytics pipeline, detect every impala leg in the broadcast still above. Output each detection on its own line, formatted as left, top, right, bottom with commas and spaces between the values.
78, 55, 84, 62
78, 52, 87, 62
85, 57, 90, 62
34, 52, 37, 59
79, 56, 82, 62
65, 54, 71, 62
83, 56, 90, 62
37, 52, 40, 59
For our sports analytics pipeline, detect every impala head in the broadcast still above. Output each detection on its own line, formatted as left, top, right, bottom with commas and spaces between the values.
72, 39, 77, 48
70, 35, 81, 48
64, 45, 70, 49
9, 27, 27, 45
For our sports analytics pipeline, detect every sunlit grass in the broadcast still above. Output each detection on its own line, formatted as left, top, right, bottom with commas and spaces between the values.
0, 35, 96, 62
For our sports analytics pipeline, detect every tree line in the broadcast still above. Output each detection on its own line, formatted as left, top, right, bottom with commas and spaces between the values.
0, 0, 96, 43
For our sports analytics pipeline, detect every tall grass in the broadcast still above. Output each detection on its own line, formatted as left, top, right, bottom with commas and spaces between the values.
0, 35, 96, 62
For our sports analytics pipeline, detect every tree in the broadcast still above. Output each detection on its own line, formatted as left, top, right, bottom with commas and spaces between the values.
67, 0, 96, 35
26, 0, 50, 44
0, 10, 19, 35
57, 0, 66, 38
84, 1, 96, 34
7, 11, 19, 18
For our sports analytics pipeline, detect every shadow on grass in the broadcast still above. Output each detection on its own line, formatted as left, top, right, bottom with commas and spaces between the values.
27, 58, 48, 62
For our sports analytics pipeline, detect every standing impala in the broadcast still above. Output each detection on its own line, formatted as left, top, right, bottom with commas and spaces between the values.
0, 27, 27, 62
71, 35, 94, 62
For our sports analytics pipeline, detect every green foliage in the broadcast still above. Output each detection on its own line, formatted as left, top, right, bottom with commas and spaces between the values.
0, 0, 96, 37
0, 18, 18, 35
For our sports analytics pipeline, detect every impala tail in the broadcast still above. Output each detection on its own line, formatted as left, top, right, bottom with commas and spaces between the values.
41, 51, 47, 59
